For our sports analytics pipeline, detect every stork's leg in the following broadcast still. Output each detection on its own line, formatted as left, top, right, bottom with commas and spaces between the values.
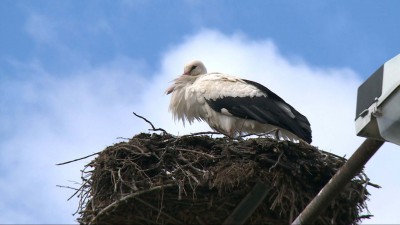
221, 129, 235, 158
273, 129, 280, 141
264, 128, 281, 141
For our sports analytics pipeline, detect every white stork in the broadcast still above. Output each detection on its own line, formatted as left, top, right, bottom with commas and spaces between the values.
165, 60, 312, 143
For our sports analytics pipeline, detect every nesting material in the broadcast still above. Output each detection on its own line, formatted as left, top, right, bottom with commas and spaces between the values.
76, 132, 375, 225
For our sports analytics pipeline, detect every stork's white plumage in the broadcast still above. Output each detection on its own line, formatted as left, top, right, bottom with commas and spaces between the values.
166, 60, 312, 143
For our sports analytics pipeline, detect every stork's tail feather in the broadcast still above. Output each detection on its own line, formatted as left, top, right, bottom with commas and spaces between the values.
294, 113, 312, 144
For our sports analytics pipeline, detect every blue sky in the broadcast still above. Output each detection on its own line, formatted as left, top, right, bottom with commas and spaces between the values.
3, 1, 400, 76
1, 0, 400, 224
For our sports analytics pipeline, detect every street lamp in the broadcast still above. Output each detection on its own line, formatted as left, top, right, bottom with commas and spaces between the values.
356, 54, 400, 145
292, 54, 400, 225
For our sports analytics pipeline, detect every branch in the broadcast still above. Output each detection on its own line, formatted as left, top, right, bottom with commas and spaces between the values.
89, 183, 179, 225
269, 149, 284, 172
185, 131, 220, 136
133, 112, 167, 133
56, 185, 79, 191
174, 147, 218, 159
56, 151, 101, 166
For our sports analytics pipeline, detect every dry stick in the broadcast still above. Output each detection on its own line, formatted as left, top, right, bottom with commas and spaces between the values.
174, 147, 217, 159
258, 157, 292, 170
75, 188, 91, 216
134, 197, 181, 225
182, 131, 220, 137
156, 186, 165, 222
56, 151, 102, 166
89, 183, 178, 225
238, 131, 277, 139
238, 132, 261, 139
133, 112, 219, 137
56, 185, 79, 191
66, 180, 89, 201
269, 149, 284, 172
133, 112, 167, 133
196, 216, 208, 225
367, 181, 381, 188
359, 171, 381, 188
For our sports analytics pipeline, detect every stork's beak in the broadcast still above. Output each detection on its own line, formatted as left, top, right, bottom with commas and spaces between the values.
165, 86, 174, 95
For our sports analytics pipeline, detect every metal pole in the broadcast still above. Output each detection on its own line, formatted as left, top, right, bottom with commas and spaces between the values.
291, 138, 385, 225
223, 182, 271, 225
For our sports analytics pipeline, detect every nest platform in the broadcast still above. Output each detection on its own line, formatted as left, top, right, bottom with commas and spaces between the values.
75, 132, 375, 225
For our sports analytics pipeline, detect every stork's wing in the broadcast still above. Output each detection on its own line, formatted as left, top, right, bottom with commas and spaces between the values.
205, 79, 312, 143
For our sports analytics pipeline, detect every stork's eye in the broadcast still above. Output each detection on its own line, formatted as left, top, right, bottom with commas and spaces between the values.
190, 65, 197, 72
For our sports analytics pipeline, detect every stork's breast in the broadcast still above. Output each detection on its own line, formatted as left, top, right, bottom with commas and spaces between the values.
196, 88, 207, 104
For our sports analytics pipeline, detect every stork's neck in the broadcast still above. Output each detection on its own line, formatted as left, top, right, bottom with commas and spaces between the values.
175, 74, 201, 87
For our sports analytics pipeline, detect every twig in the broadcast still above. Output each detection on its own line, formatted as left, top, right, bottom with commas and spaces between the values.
157, 186, 165, 222
357, 214, 373, 219
367, 182, 381, 188
257, 156, 292, 170
56, 151, 101, 166
133, 112, 167, 133
175, 147, 217, 159
116, 137, 131, 140
269, 149, 284, 172
135, 197, 182, 224
66, 180, 89, 201
237, 132, 259, 139
89, 183, 178, 225
196, 216, 208, 225
182, 131, 221, 137
238, 131, 277, 139
56, 185, 79, 191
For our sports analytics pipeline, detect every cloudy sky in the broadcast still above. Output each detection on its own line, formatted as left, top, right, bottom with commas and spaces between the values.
1, 1, 400, 224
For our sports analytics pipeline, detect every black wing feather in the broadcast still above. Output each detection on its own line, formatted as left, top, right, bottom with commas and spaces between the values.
205, 79, 312, 143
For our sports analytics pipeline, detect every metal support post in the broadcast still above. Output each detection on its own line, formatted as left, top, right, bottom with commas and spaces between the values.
291, 138, 385, 225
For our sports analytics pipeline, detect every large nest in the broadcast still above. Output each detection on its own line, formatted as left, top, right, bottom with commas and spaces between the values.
74, 131, 375, 225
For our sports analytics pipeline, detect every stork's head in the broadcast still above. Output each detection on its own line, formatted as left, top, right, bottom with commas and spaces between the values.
183, 60, 207, 76
165, 60, 207, 95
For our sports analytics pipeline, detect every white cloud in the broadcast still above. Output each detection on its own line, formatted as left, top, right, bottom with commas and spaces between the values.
1, 29, 398, 224
0, 57, 149, 223
147, 29, 364, 154
152, 30, 400, 224
25, 14, 58, 44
